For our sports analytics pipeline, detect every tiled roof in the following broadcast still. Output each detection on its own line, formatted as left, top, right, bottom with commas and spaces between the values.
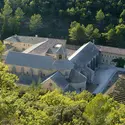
97, 45, 125, 56
53, 60, 74, 70
29, 38, 66, 55
5, 51, 54, 69
5, 51, 74, 70
42, 72, 69, 90
68, 42, 99, 66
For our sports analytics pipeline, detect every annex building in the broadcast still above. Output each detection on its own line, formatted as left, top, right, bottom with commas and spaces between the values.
4, 35, 125, 93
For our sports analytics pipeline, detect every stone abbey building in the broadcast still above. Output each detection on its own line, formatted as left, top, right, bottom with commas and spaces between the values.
4, 35, 125, 93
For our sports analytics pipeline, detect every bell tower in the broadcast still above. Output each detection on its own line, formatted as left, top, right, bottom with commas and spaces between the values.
46, 44, 67, 60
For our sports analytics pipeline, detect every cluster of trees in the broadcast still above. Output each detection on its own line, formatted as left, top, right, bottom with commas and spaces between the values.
112, 57, 125, 68
68, 21, 100, 45
64, 0, 125, 47
0, 79, 125, 124
0, 0, 42, 39
0, 43, 125, 124
0, 0, 125, 47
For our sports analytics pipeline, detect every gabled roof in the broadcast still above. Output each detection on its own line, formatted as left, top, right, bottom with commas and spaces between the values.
46, 45, 67, 56
42, 72, 69, 90
29, 38, 66, 55
5, 51, 54, 69
64, 85, 76, 92
5, 51, 74, 70
68, 42, 99, 66
69, 69, 87, 83
53, 60, 74, 70
4, 35, 66, 45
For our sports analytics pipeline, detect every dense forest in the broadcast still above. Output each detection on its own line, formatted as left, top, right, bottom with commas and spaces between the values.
0, 62, 125, 124
0, 0, 125, 48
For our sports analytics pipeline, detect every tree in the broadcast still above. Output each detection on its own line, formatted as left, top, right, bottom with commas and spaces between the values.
0, 62, 18, 90
15, 7, 24, 21
112, 57, 125, 68
69, 21, 100, 45
0, 40, 5, 60
0, 1, 12, 17
84, 94, 119, 125
102, 28, 116, 41
85, 24, 100, 41
120, 9, 125, 20
69, 22, 86, 44
0, 1, 13, 39
96, 9, 105, 22
8, 17, 20, 34
29, 14, 42, 31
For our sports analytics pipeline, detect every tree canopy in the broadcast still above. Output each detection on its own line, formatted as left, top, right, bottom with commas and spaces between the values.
0, 62, 124, 124
29, 14, 42, 31
0, 0, 125, 48
69, 21, 100, 45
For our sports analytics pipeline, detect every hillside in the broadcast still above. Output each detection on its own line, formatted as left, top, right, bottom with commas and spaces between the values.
0, 0, 125, 48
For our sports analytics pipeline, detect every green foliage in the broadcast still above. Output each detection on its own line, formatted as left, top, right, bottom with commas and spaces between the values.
0, 62, 18, 90
120, 9, 125, 19
15, 7, 24, 21
0, 41, 5, 60
1, 1, 12, 17
96, 10, 105, 22
0, 86, 124, 124
84, 94, 119, 125
29, 14, 42, 31
69, 21, 100, 45
102, 28, 116, 41
102, 24, 125, 47
0, 66, 124, 124
112, 57, 125, 68
0, 0, 125, 47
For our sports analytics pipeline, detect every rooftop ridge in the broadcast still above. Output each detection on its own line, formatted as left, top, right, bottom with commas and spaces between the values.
68, 42, 92, 60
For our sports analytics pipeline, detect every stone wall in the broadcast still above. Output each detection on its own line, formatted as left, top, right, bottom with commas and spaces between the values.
101, 52, 125, 65
42, 79, 58, 91
7, 64, 56, 77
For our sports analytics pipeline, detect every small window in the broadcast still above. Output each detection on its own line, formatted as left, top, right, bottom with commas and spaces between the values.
59, 55, 62, 59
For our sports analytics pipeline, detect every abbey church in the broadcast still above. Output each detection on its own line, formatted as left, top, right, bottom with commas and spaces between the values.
4, 35, 125, 93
